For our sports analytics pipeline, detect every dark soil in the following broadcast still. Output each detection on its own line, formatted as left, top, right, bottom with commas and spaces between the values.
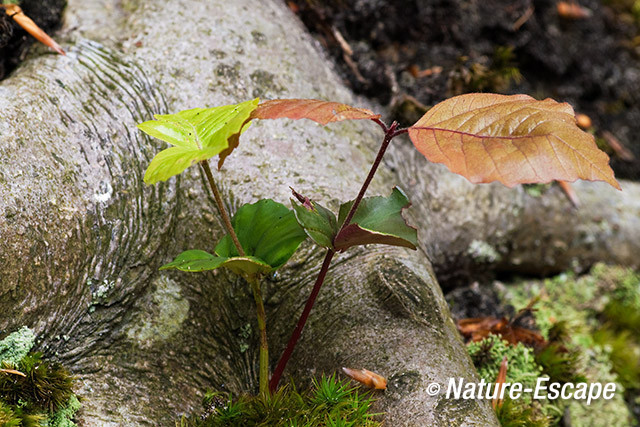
288, 0, 640, 180
0, 0, 66, 80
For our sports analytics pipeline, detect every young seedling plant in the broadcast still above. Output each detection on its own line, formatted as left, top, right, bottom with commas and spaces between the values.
137, 93, 619, 398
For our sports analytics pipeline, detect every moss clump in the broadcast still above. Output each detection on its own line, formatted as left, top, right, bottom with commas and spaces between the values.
46, 394, 81, 427
0, 328, 80, 427
1, 352, 73, 412
179, 374, 381, 426
0, 327, 35, 366
448, 46, 522, 95
498, 264, 638, 426
494, 397, 551, 427
468, 335, 542, 392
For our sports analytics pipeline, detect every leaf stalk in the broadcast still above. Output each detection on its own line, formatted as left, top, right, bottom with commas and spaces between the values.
249, 275, 270, 396
200, 160, 245, 256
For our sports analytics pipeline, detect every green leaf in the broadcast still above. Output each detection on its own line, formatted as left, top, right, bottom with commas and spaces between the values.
138, 98, 259, 184
162, 200, 306, 276
334, 187, 418, 251
160, 249, 272, 275
291, 197, 338, 249
216, 199, 308, 271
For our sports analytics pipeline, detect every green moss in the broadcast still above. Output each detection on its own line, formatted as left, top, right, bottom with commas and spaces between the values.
0, 327, 35, 365
448, 46, 522, 95
495, 397, 551, 427
468, 335, 542, 391
179, 375, 381, 426
497, 264, 639, 425
1, 352, 74, 412
45, 395, 81, 427
523, 184, 551, 198
0, 328, 80, 426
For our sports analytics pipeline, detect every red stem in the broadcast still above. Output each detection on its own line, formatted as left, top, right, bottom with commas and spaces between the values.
269, 249, 335, 392
269, 120, 399, 391
340, 121, 398, 228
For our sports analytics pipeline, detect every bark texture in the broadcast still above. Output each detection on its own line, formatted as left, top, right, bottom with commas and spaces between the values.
0, 0, 637, 425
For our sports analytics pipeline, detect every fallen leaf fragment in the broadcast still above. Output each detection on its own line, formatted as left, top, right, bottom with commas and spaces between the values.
251, 99, 380, 125
408, 93, 620, 190
575, 113, 592, 130
557, 1, 592, 19
0, 368, 26, 377
408, 64, 443, 79
457, 316, 546, 348
512, 6, 534, 31
2, 4, 65, 55
342, 367, 387, 389
558, 180, 580, 208
493, 356, 508, 409
602, 130, 635, 162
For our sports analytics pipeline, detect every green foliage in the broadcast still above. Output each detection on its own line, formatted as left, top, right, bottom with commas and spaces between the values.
216, 199, 306, 270
0, 353, 74, 412
494, 398, 551, 427
534, 344, 585, 385
0, 327, 35, 366
291, 187, 417, 252
160, 249, 272, 275
291, 196, 338, 249
138, 99, 259, 184
46, 395, 81, 427
334, 187, 417, 251
468, 335, 542, 391
498, 264, 640, 425
179, 375, 380, 426
162, 199, 307, 276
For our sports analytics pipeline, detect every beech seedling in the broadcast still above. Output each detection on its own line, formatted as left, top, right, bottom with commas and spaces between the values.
137, 92, 618, 397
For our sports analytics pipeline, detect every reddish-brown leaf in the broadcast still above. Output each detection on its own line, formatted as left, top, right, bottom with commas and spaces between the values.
408, 93, 620, 189
457, 316, 546, 348
250, 99, 380, 125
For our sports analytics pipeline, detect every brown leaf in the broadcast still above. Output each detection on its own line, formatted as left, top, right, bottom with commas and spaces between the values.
342, 367, 387, 389
3, 4, 65, 55
251, 99, 380, 125
408, 93, 620, 189
457, 316, 546, 348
